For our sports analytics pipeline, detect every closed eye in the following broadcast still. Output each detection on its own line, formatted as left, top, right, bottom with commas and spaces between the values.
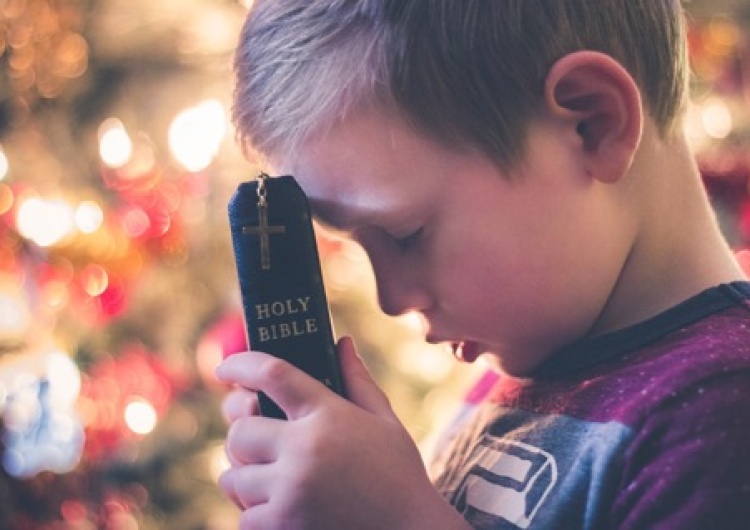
393, 227, 424, 250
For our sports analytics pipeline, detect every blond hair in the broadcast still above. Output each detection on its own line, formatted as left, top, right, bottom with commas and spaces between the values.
233, 0, 688, 166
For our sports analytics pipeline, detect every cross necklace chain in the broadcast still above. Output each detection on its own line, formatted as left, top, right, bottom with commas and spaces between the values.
242, 173, 286, 270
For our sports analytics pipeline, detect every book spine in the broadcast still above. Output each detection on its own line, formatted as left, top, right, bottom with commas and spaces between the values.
228, 176, 345, 419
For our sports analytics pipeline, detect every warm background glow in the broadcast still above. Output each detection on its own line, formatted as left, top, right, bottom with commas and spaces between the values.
0, 0, 749, 528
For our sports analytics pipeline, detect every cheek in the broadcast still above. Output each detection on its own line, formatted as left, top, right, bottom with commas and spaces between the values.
449, 254, 543, 329
432, 228, 524, 323
431, 211, 595, 349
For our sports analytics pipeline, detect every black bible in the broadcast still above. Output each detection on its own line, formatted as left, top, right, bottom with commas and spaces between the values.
228, 174, 346, 419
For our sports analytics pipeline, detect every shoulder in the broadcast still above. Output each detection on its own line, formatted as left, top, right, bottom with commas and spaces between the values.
611, 368, 750, 527
630, 304, 750, 405
609, 306, 750, 527
580, 303, 750, 419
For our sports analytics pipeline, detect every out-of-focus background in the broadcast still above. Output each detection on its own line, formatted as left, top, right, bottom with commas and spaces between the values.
1, 0, 749, 527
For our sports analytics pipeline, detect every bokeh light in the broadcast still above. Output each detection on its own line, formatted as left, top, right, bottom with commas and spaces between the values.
0, 184, 15, 215
0, 290, 30, 335
702, 97, 733, 139
75, 200, 104, 233
80, 264, 109, 297
120, 206, 151, 239
16, 196, 75, 247
124, 398, 158, 435
0, 145, 8, 180
45, 351, 82, 409
168, 99, 227, 172
209, 442, 231, 482
1, 349, 84, 478
99, 118, 133, 168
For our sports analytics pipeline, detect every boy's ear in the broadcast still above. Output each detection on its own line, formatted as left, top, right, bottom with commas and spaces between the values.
544, 51, 643, 183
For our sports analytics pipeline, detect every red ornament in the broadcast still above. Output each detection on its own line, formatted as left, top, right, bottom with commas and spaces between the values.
97, 276, 128, 319
78, 344, 188, 461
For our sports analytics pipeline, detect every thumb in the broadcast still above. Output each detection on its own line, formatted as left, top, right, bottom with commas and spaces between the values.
338, 336, 395, 418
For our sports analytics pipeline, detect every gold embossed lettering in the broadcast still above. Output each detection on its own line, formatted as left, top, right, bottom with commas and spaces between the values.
253, 297, 320, 343
256, 304, 271, 320
298, 297, 311, 312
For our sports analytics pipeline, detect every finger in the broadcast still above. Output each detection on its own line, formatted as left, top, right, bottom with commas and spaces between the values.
226, 416, 283, 465
218, 467, 245, 509
239, 503, 278, 530
219, 464, 273, 510
222, 388, 259, 423
337, 337, 396, 419
216, 352, 330, 420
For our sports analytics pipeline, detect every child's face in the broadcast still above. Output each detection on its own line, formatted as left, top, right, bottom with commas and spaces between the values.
276, 107, 632, 376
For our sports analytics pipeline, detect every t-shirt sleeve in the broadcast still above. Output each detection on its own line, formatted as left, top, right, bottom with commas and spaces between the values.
612, 370, 750, 529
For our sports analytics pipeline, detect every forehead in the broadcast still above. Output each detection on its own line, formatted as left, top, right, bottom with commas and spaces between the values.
274, 107, 458, 227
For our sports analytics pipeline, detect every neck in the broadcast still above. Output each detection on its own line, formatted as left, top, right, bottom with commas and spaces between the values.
589, 125, 746, 337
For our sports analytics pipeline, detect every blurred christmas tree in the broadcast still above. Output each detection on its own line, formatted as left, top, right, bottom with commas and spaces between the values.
0, 0, 480, 527
1, 0, 749, 528
0, 0, 253, 526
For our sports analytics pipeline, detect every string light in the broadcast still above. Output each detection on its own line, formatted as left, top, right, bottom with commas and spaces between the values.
124, 398, 158, 435
1, 349, 84, 477
0, 184, 14, 215
0, 145, 8, 180
75, 200, 104, 233
1, 0, 89, 108
168, 99, 227, 172
0, 290, 30, 335
120, 206, 151, 238
45, 351, 82, 409
16, 196, 75, 247
701, 97, 733, 139
99, 118, 133, 168
80, 264, 109, 297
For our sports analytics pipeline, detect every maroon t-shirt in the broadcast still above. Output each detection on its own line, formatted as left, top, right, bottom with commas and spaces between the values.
432, 282, 750, 529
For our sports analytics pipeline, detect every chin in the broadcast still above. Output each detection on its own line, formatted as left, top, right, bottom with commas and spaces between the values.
480, 349, 542, 379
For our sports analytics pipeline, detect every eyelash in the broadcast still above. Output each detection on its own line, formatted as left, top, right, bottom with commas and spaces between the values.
393, 227, 424, 249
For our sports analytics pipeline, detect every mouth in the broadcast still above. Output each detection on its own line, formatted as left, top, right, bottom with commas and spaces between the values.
452, 341, 482, 363
424, 327, 482, 363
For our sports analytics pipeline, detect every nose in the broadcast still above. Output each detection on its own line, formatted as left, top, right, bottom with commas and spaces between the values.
357, 230, 433, 317
376, 267, 431, 316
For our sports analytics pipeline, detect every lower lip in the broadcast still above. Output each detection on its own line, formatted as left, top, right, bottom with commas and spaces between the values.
453, 341, 481, 363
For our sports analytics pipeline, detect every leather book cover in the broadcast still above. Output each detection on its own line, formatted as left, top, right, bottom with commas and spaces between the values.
228, 175, 345, 419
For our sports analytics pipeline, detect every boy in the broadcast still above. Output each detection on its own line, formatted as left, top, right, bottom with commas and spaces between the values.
216, 1, 750, 528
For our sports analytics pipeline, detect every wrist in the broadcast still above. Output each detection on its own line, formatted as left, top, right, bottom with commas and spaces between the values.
395, 485, 473, 530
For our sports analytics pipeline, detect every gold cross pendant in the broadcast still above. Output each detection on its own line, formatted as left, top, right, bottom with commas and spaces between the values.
243, 200, 286, 270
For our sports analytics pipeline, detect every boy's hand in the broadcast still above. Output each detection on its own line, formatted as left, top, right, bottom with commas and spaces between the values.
221, 386, 259, 424
215, 337, 470, 530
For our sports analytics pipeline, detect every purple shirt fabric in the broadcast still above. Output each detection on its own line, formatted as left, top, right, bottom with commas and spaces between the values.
431, 282, 750, 529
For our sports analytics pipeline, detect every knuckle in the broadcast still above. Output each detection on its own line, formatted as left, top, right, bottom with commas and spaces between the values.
297, 428, 329, 458
258, 356, 292, 384
226, 417, 253, 463
217, 468, 236, 495
233, 471, 253, 505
